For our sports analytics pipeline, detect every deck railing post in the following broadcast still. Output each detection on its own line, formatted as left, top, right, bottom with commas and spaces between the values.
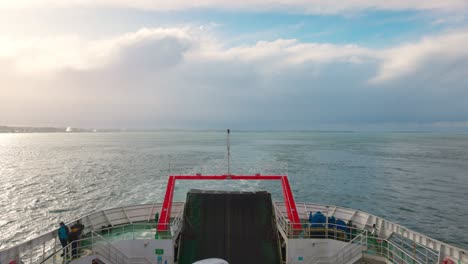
386, 242, 389, 261
53, 244, 56, 264
381, 237, 383, 256
42, 242, 46, 261
326, 206, 329, 239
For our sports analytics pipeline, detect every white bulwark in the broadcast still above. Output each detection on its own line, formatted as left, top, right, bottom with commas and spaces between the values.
0, 201, 466, 264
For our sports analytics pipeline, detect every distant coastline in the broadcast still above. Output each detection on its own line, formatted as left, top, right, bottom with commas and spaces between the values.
2, 125, 467, 134
0, 125, 119, 133
0, 126, 356, 134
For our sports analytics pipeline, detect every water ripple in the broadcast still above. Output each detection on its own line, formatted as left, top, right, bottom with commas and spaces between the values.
0, 132, 467, 250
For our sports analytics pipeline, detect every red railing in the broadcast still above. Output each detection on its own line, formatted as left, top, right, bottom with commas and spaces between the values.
156, 174, 301, 231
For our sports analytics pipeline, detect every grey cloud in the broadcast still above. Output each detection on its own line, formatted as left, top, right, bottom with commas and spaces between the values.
114, 33, 192, 71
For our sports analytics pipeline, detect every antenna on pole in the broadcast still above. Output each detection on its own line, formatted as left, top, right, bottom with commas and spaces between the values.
227, 129, 231, 177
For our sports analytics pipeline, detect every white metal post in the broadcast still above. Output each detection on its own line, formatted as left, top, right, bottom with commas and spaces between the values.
326, 206, 329, 239
42, 242, 46, 261
53, 237, 57, 264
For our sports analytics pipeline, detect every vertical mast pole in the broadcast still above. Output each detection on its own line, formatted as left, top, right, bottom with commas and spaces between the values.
227, 129, 230, 176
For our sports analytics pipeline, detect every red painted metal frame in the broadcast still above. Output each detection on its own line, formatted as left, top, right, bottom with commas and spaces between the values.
156, 175, 301, 231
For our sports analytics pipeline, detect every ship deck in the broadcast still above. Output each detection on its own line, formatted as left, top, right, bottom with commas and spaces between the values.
1, 201, 466, 264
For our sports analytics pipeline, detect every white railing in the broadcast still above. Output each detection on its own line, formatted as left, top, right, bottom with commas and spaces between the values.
40, 236, 94, 264
273, 200, 445, 264
388, 234, 439, 263
0, 202, 188, 264
306, 231, 367, 264
286, 202, 467, 263
39, 229, 160, 264
301, 229, 434, 264
366, 238, 441, 264
37, 219, 182, 264
91, 231, 129, 264
3, 201, 468, 264
37, 232, 127, 264
93, 223, 157, 241
170, 205, 185, 239
273, 200, 366, 241
273, 201, 290, 240
128, 256, 152, 264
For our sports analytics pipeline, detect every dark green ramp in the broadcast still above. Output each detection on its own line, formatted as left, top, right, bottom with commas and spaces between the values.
178, 190, 281, 264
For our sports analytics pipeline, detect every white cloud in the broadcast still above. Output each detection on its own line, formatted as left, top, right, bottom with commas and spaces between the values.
2, 27, 468, 128
371, 31, 468, 83
3, 27, 468, 85
194, 39, 374, 65
0, 28, 193, 75
0, 29, 376, 75
1, 0, 467, 13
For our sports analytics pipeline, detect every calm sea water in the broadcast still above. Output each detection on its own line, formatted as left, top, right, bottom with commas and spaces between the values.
0, 131, 467, 250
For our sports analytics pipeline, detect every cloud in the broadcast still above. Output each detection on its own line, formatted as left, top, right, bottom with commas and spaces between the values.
4, 27, 468, 85
371, 31, 468, 83
195, 39, 374, 65
1, 0, 467, 14
0, 28, 193, 75
1, 27, 468, 128
0, 29, 376, 76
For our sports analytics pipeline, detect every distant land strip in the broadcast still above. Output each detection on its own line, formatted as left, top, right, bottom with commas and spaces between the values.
0, 125, 119, 133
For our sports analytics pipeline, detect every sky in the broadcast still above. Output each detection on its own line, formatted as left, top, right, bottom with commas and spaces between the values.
1, 1, 468, 130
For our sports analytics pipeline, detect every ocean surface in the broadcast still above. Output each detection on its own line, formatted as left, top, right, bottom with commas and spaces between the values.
0, 131, 467, 250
